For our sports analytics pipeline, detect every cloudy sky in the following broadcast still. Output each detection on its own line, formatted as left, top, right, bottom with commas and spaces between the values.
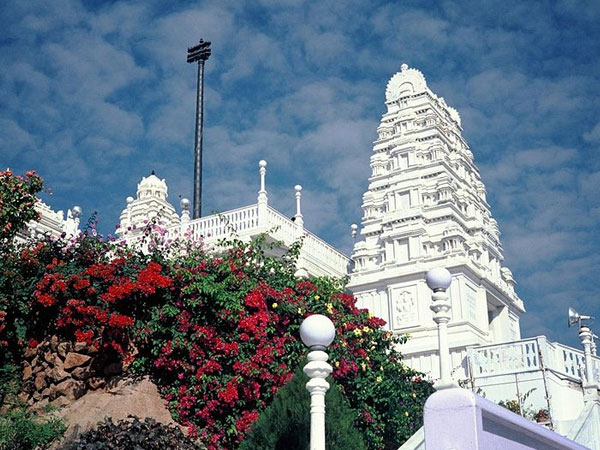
1, 0, 599, 347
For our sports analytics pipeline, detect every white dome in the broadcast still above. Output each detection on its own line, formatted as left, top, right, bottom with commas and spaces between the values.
137, 172, 168, 201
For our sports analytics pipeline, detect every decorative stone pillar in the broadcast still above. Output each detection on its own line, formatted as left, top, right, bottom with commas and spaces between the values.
257, 160, 268, 227
300, 314, 336, 450
294, 185, 304, 228
426, 267, 458, 390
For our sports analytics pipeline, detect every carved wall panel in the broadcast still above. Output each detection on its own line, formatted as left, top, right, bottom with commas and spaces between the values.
391, 285, 419, 329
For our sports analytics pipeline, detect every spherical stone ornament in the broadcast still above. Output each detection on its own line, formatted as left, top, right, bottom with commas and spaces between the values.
259, 160, 267, 168
426, 267, 452, 292
295, 184, 302, 192
300, 314, 336, 349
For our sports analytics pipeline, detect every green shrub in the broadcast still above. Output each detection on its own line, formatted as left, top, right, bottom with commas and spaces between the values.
240, 368, 367, 450
64, 415, 201, 450
0, 406, 66, 450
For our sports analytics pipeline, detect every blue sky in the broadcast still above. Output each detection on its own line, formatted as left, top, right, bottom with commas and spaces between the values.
1, 0, 599, 348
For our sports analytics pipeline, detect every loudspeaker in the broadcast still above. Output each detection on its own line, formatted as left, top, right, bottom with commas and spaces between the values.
568, 307, 593, 327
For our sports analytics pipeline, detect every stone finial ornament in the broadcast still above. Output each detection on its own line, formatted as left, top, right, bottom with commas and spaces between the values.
385, 63, 428, 102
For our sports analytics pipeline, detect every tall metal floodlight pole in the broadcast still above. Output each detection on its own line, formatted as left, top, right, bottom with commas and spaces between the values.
187, 39, 211, 219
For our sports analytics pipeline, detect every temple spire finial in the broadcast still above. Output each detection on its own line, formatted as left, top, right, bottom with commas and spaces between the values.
294, 185, 304, 228
258, 160, 268, 205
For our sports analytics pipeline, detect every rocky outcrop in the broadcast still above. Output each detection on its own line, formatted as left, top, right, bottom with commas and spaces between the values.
20, 337, 117, 408
18, 338, 181, 448
54, 377, 181, 447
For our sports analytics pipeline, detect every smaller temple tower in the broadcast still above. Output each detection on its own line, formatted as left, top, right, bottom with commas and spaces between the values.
117, 172, 180, 236
347, 64, 525, 380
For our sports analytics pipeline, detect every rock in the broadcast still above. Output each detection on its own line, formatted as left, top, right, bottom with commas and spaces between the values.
44, 351, 57, 366
50, 335, 59, 351
103, 362, 122, 376
51, 396, 70, 408
31, 398, 49, 413
34, 373, 47, 391
47, 366, 69, 383
71, 367, 90, 381
87, 377, 105, 390
33, 365, 43, 374
31, 356, 39, 367
42, 387, 51, 398
57, 342, 71, 359
52, 379, 85, 401
74, 342, 88, 353
24, 347, 37, 359
88, 345, 98, 354
63, 353, 91, 371
17, 391, 29, 404
55, 377, 181, 445
23, 365, 33, 380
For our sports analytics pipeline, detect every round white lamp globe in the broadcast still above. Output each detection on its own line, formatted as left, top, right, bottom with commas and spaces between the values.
300, 314, 335, 349
426, 267, 452, 292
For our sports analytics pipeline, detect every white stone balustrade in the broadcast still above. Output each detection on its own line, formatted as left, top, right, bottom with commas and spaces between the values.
467, 337, 600, 384
168, 204, 349, 279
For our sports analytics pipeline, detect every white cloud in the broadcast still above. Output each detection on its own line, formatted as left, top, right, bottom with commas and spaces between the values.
583, 120, 600, 143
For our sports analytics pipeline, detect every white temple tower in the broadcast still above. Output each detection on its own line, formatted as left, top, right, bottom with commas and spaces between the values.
117, 171, 180, 236
347, 64, 525, 381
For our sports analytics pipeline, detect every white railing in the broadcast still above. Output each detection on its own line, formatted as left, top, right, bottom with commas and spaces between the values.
265, 206, 300, 244
468, 338, 540, 377
302, 228, 350, 277
164, 203, 349, 278
554, 343, 585, 380
467, 337, 600, 384
176, 205, 259, 242
265, 206, 349, 277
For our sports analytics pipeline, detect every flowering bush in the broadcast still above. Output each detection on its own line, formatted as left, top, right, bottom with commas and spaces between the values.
0, 171, 433, 450
0, 170, 43, 248
141, 237, 433, 449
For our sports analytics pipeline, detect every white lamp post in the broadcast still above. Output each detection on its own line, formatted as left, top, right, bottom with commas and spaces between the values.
300, 314, 335, 450
426, 267, 458, 390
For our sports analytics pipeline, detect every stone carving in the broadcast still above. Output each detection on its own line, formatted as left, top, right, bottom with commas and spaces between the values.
392, 287, 419, 329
